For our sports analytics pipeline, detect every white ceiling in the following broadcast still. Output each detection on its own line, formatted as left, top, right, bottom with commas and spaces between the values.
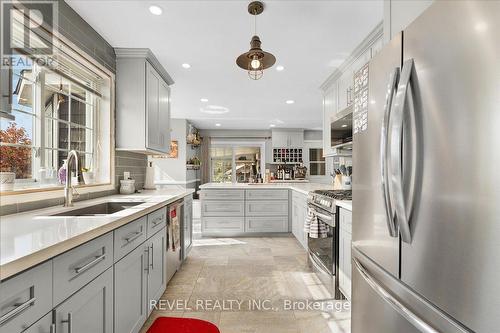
67, 0, 383, 130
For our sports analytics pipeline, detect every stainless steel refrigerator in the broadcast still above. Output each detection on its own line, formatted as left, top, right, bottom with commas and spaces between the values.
352, 1, 500, 332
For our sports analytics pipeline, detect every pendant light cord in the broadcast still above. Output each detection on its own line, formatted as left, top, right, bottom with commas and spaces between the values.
254, 8, 257, 35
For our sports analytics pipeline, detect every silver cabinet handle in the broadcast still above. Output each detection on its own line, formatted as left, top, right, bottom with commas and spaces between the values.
144, 247, 150, 273
0, 297, 36, 325
380, 67, 400, 238
124, 231, 143, 244
152, 215, 163, 227
74, 254, 106, 274
150, 244, 154, 270
61, 313, 72, 333
389, 58, 416, 243
353, 257, 438, 333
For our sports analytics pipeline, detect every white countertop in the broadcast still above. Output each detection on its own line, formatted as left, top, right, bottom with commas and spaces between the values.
0, 189, 194, 280
199, 182, 353, 211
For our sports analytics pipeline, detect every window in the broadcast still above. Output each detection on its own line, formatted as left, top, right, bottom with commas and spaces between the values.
309, 148, 326, 176
1, 50, 112, 192
210, 142, 264, 183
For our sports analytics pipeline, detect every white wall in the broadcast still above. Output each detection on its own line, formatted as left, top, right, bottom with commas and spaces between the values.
149, 118, 187, 183
383, 0, 434, 42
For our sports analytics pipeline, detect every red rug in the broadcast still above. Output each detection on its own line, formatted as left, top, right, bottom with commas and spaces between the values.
147, 317, 221, 333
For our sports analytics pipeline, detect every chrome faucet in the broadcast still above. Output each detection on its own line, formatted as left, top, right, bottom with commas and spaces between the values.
63, 150, 79, 207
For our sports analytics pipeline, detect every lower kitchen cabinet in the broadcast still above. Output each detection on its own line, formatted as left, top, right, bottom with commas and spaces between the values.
338, 208, 352, 300
54, 267, 113, 333
23, 311, 53, 333
146, 228, 166, 314
292, 191, 308, 249
114, 244, 148, 333
183, 196, 193, 260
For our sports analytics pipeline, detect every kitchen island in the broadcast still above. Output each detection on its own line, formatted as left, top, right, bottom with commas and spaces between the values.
199, 182, 351, 238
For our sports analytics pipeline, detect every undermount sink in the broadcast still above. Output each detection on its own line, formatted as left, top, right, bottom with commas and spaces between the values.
51, 201, 144, 217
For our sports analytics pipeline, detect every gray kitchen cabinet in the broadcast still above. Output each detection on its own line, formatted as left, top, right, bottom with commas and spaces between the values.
271, 129, 304, 148
114, 243, 148, 333
23, 311, 53, 333
183, 196, 193, 260
200, 189, 245, 201
202, 217, 245, 234
114, 216, 148, 262
54, 267, 113, 333
0, 261, 52, 333
245, 216, 288, 233
292, 191, 308, 249
338, 207, 352, 300
146, 228, 167, 315
202, 201, 245, 217
147, 207, 167, 238
322, 83, 338, 156
52, 232, 113, 306
245, 189, 289, 200
115, 48, 173, 154
245, 201, 289, 216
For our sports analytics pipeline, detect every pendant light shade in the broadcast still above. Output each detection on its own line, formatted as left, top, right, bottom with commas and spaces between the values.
236, 1, 276, 80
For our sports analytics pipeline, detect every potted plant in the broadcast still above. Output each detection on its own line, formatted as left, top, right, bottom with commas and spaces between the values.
81, 167, 95, 185
0, 123, 32, 191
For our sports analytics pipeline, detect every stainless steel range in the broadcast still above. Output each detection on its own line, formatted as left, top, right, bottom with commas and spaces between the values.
307, 190, 352, 299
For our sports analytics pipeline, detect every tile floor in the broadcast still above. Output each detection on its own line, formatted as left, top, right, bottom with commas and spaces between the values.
140, 234, 351, 333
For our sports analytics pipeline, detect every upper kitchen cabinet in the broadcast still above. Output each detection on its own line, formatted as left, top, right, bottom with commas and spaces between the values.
272, 129, 304, 148
115, 48, 174, 154
321, 23, 382, 157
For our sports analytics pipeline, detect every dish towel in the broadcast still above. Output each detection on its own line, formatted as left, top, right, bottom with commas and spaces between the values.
305, 208, 328, 238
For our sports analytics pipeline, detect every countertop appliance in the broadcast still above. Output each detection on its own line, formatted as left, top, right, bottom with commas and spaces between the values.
166, 200, 183, 283
307, 190, 352, 299
352, 2, 499, 332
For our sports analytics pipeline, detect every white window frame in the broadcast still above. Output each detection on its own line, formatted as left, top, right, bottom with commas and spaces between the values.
0, 24, 115, 203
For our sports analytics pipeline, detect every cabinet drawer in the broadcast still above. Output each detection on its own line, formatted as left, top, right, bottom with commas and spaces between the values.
0, 261, 52, 333
246, 189, 289, 200
200, 190, 245, 201
292, 190, 307, 202
245, 216, 288, 233
202, 201, 244, 217
147, 207, 167, 237
53, 233, 113, 305
23, 311, 53, 333
203, 217, 244, 232
246, 200, 288, 216
114, 216, 147, 262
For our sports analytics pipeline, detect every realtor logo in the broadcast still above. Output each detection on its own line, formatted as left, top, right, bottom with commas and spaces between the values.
1, 0, 58, 58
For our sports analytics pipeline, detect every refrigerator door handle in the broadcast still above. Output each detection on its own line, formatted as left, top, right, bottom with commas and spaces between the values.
353, 257, 439, 333
380, 67, 400, 238
389, 59, 416, 243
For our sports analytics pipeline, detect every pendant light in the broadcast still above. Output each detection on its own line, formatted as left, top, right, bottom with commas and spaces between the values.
236, 1, 276, 80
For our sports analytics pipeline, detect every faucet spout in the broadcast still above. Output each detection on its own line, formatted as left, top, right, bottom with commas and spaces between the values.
63, 150, 79, 207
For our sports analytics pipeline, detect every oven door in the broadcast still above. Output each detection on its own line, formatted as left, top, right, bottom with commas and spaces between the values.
307, 206, 335, 275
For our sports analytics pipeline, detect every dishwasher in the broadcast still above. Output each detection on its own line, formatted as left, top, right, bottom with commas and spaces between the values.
166, 199, 183, 283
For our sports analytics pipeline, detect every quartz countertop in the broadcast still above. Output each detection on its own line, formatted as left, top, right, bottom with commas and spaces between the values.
0, 189, 194, 280
199, 182, 353, 211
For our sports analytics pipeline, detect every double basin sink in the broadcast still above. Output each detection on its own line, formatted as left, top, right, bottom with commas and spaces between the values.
51, 201, 144, 217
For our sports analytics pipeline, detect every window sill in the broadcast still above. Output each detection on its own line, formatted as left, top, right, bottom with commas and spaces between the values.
0, 183, 115, 206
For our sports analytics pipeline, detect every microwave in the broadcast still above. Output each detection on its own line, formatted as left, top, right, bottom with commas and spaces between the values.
331, 112, 353, 148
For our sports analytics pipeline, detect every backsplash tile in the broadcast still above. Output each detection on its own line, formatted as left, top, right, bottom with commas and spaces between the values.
115, 151, 148, 191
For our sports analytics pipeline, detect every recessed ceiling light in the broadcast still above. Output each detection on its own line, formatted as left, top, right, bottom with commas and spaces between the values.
149, 5, 162, 15
276, 65, 285, 71
270, 124, 276, 127
200, 105, 230, 115
341, 124, 348, 128
285, 100, 295, 104
200, 98, 208, 102
182, 63, 191, 69
215, 123, 221, 127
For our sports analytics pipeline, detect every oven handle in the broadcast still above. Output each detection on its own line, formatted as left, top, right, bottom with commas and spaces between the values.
308, 207, 335, 227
